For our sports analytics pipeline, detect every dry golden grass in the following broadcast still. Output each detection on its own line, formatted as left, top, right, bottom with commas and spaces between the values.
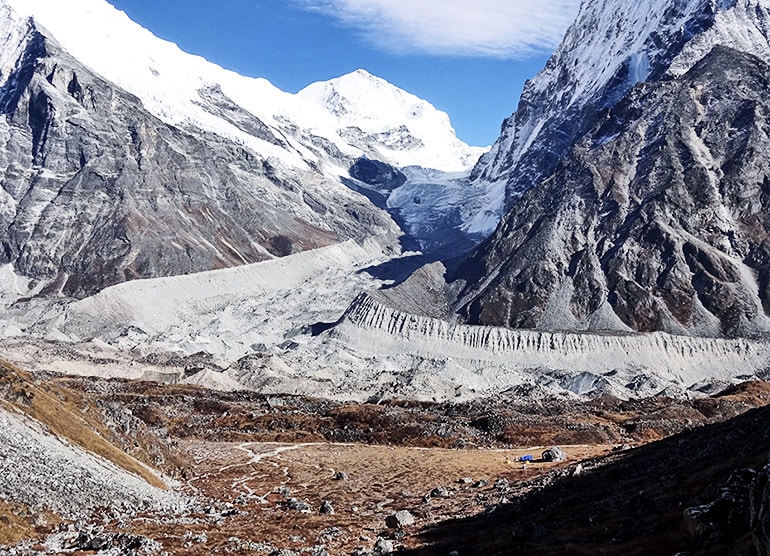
0, 359, 166, 490
125, 440, 613, 555
0, 500, 55, 545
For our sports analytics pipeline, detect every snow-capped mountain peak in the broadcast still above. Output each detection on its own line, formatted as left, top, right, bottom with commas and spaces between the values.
1, 0, 483, 173
300, 68, 437, 128
0, 0, 494, 299
298, 69, 486, 170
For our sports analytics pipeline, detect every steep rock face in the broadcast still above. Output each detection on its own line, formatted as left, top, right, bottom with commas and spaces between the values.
456, 0, 770, 337
471, 0, 762, 203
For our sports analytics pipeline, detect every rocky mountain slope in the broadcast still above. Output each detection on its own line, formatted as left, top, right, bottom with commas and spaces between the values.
456, 0, 770, 338
0, 359, 191, 544
0, 0, 486, 299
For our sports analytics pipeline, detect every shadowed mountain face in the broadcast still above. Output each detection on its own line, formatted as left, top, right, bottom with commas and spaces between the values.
455, 0, 770, 338
0, 19, 400, 298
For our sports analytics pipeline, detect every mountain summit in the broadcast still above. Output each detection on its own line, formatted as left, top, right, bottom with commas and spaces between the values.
455, 0, 770, 338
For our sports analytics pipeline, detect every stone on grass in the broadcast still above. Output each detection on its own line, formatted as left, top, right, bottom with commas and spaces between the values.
386, 510, 415, 529
430, 486, 452, 498
373, 537, 394, 555
542, 447, 568, 462
287, 498, 312, 513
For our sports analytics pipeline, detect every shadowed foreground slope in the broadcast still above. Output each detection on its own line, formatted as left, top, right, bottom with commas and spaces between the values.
405, 387, 770, 555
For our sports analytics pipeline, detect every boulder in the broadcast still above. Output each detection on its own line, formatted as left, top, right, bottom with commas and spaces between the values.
320, 500, 335, 515
386, 510, 415, 529
430, 486, 452, 499
287, 498, 312, 513
373, 537, 394, 555
542, 447, 568, 462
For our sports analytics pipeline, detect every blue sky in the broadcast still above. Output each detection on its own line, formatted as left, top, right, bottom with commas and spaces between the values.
107, 0, 580, 146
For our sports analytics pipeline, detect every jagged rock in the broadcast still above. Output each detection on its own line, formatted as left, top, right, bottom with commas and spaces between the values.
494, 478, 510, 491
385, 510, 415, 529
320, 500, 335, 515
542, 447, 568, 463
684, 467, 758, 546
333, 471, 349, 481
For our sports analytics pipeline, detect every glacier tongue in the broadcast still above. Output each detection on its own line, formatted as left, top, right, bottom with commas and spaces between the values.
50, 239, 393, 362
3, 260, 768, 402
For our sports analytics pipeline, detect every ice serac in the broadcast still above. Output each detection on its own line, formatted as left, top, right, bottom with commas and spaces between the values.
0, 0, 486, 298
457, 0, 770, 337
321, 292, 770, 399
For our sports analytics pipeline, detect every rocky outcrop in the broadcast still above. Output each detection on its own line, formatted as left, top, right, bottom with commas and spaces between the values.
470, 0, 741, 204
456, 0, 770, 338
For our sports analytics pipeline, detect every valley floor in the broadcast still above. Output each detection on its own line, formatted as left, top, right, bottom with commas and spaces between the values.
125, 441, 611, 555
2, 365, 770, 555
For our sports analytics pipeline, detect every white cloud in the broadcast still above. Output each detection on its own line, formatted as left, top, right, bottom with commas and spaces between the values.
299, 0, 582, 58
